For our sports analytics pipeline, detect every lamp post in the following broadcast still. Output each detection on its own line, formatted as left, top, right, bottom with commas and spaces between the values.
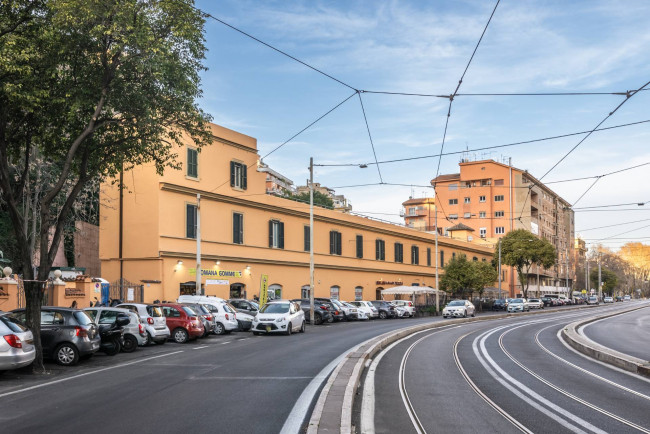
309, 158, 314, 325
497, 238, 502, 300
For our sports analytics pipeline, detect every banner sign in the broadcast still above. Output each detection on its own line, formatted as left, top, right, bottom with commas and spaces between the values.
259, 274, 269, 307
189, 268, 242, 277
206, 279, 229, 285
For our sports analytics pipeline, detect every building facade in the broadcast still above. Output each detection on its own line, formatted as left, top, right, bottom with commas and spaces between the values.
431, 159, 575, 297
99, 123, 493, 303
402, 197, 436, 232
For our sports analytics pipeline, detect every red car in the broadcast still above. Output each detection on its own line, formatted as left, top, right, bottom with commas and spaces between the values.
158, 303, 204, 343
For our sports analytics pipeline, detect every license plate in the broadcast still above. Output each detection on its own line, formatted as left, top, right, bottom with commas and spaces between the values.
266, 325, 271, 332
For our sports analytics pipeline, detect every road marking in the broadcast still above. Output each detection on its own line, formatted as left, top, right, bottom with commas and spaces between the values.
189, 376, 312, 380
0, 351, 184, 399
220, 341, 231, 345
193, 346, 209, 349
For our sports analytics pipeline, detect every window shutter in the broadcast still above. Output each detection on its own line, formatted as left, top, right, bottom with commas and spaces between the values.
330, 231, 335, 254
427, 248, 431, 266
238, 214, 243, 243
304, 226, 310, 251
376, 240, 380, 260
279, 222, 284, 249
394, 243, 399, 262
242, 164, 247, 189
356, 235, 363, 258
336, 232, 342, 255
233, 214, 238, 243
230, 161, 235, 186
268, 220, 274, 247
440, 250, 444, 267
186, 205, 195, 238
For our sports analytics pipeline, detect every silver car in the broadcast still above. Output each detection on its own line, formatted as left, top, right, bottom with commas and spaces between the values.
84, 307, 147, 352
117, 303, 170, 345
0, 312, 35, 372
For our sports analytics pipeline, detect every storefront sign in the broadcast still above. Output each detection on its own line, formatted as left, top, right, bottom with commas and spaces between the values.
65, 288, 85, 297
206, 279, 229, 285
127, 287, 134, 301
189, 268, 242, 277
376, 280, 400, 285
259, 274, 269, 306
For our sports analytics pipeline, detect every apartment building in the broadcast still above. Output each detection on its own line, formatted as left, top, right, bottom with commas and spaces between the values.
99, 123, 493, 303
430, 159, 575, 297
402, 197, 436, 232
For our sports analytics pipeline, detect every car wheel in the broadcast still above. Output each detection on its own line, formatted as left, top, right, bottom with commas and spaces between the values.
215, 322, 226, 335
471, 311, 475, 318
300, 321, 306, 333
286, 322, 292, 336
463, 310, 467, 318
54, 343, 79, 366
173, 327, 189, 344
314, 313, 323, 325
122, 334, 138, 353
103, 337, 122, 356
327, 316, 334, 323
253, 331, 260, 336
379, 311, 387, 319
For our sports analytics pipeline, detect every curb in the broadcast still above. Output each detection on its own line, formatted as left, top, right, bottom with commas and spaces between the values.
561, 304, 650, 377
307, 304, 592, 433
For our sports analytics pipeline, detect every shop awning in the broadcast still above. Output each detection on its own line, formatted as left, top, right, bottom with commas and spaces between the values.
381, 285, 443, 295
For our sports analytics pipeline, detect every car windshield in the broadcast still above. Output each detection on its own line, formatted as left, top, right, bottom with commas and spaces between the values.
73, 311, 94, 325
223, 303, 236, 313
0, 315, 29, 333
192, 304, 209, 315
448, 301, 465, 306
259, 303, 290, 314
147, 306, 163, 317
510, 299, 523, 304
529, 299, 539, 302
183, 306, 197, 316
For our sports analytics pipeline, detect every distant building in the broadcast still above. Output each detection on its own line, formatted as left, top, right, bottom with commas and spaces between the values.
402, 197, 436, 232
431, 159, 575, 298
257, 163, 294, 197
295, 182, 352, 213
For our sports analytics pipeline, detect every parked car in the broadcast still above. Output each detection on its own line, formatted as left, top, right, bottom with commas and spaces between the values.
199, 301, 239, 334
292, 299, 333, 325
603, 296, 613, 303
587, 295, 599, 305
158, 303, 204, 343
624, 295, 631, 301
540, 296, 554, 307
392, 300, 415, 317
370, 300, 397, 319
0, 311, 35, 372
338, 301, 359, 320
442, 300, 476, 318
491, 299, 507, 311
117, 303, 170, 345
507, 298, 529, 313
11, 307, 100, 366
349, 301, 379, 319
527, 298, 544, 309
251, 300, 305, 335
315, 298, 351, 321
180, 303, 215, 336
390, 302, 409, 318
228, 299, 260, 317
314, 299, 345, 322
341, 301, 368, 320
615, 296, 623, 302
84, 307, 146, 352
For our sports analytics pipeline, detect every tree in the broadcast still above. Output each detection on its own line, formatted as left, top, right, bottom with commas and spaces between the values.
440, 254, 496, 303
0, 0, 212, 371
590, 268, 618, 295
470, 261, 498, 311
286, 190, 334, 209
500, 229, 556, 299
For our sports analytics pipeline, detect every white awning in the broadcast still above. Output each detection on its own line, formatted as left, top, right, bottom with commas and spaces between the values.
381, 285, 443, 295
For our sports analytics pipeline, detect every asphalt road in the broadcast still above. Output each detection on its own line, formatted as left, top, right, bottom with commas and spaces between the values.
364, 301, 650, 434
582, 304, 650, 361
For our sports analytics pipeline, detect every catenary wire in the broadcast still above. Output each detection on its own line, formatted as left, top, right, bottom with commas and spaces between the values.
359, 89, 650, 98
357, 92, 383, 183
577, 218, 650, 232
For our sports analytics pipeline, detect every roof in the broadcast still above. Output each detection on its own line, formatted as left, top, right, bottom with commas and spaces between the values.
447, 222, 475, 232
402, 197, 435, 206
430, 173, 460, 184
381, 286, 443, 295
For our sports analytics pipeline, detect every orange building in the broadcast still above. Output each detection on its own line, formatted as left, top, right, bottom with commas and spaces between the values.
429, 159, 575, 297
99, 123, 493, 303
402, 197, 436, 232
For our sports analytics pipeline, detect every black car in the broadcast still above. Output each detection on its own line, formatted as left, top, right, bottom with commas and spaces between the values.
11, 307, 100, 366
540, 296, 554, 307
291, 299, 333, 325
314, 298, 346, 322
491, 299, 507, 311
228, 299, 260, 317
370, 300, 397, 319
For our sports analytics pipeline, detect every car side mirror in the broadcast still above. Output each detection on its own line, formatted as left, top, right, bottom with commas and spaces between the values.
115, 314, 130, 327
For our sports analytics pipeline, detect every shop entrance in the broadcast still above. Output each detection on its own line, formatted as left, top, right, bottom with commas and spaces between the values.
180, 281, 204, 296
375, 287, 384, 300
230, 283, 246, 299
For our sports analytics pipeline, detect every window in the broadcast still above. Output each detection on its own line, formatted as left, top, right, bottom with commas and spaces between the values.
479, 211, 486, 218
479, 227, 487, 238
448, 183, 458, 191
495, 210, 504, 217
330, 286, 340, 300
355, 286, 363, 301
449, 214, 458, 220
427, 248, 431, 266
408, 207, 416, 216
473, 256, 478, 262
269, 220, 285, 249
376, 239, 385, 261
494, 179, 504, 186
494, 195, 504, 202
481, 179, 491, 186
304, 226, 310, 251
330, 230, 342, 255
479, 195, 486, 202
495, 227, 505, 234
356, 235, 363, 259
187, 147, 198, 178
464, 197, 470, 204
464, 212, 471, 218
233, 213, 243, 244
449, 198, 458, 205
394, 243, 403, 263
230, 161, 247, 190
411, 246, 419, 265
440, 250, 444, 267
452, 252, 456, 259
186, 204, 197, 239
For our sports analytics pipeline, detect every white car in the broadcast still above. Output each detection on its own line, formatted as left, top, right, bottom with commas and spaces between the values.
342, 302, 368, 320
603, 296, 614, 303
252, 300, 305, 335
442, 300, 476, 318
392, 300, 415, 317
0, 312, 35, 372
349, 301, 379, 318
117, 303, 170, 345
527, 298, 544, 309
199, 301, 239, 335
390, 303, 409, 318
507, 298, 529, 313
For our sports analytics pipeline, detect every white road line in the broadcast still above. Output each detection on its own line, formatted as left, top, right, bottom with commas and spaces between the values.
189, 376, 313, 380
220, 341, 231, 345
193, 346, 209, 349
0, 351, 184, 399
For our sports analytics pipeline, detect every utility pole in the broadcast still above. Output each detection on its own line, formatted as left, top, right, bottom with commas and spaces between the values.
586, 250, 590, 294
434, 194, 440, 312
196, 193, 201, 296
497, 238, 502, 299
309, 158, 315, 325
565, 247, 569, 298
598, 250, 602, 300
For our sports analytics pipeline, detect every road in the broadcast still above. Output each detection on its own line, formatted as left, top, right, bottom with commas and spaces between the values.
582, 304, 650, 361
363, 301, 650, 434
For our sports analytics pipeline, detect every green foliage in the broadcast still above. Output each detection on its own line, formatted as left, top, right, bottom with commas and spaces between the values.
440, 254, 497, 299
500, 229, 556, 298
590, 268, 618, 294
285, 191, 334, 209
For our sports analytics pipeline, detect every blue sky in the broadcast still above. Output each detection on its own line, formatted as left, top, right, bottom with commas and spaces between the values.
194, 0, 650, 251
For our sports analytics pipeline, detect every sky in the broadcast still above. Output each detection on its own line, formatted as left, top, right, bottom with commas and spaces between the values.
194, 0, 650, 252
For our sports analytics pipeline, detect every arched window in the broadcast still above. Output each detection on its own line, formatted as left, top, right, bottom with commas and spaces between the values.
354, 286, 363, 301
268, 284, 282, 300
330, 285, 340, 300
301, 285, 310, 299
375, 287, 384, 300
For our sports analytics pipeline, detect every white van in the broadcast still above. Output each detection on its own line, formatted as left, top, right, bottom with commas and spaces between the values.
177, 295, 238, 334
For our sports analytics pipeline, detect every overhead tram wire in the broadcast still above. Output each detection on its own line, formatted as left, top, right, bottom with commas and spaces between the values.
359, 89, 650, 98
577, 218, 650, 232
573, 200, 648, 210
357, 92, 383, 183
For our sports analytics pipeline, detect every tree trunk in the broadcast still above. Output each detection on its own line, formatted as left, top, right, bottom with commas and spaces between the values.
24, 278, 45, 373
